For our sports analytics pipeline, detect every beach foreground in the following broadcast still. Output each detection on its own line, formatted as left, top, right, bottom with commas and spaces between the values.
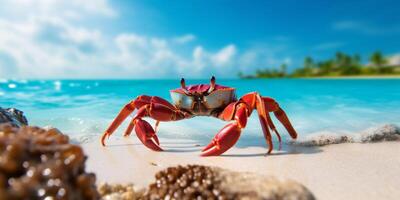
83, 137, 400, 200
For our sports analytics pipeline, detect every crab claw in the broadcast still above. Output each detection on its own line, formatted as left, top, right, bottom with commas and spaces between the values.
134, 118, 163, 151
201, 123, 241, 156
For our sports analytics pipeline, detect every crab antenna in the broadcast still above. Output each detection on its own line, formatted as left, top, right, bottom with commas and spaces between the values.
208, 76, 216, 93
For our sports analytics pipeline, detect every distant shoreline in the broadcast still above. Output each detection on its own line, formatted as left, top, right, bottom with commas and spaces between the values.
241, 75, 400, 80
300, 75, 400, 79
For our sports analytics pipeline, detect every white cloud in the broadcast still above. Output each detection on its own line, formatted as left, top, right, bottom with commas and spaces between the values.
0, 0, 291, 79
173, 34, 196, 44
211, 44, 237, 66
332, 20, 400, 35
1, 0, 116, 19
237, 45, 293, 73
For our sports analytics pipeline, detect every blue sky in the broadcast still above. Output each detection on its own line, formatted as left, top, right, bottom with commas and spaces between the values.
0, 0, 399, 78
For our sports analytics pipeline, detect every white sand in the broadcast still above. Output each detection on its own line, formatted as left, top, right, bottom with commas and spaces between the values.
83, 137, 400, 200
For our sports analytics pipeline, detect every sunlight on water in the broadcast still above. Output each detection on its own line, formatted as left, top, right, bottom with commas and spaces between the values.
0, 79, 399, 146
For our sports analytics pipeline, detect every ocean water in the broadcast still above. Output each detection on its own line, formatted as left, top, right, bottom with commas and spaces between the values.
0, 79, 399, 147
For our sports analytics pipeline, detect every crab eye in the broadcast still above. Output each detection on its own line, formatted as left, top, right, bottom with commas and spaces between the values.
207, 76, 216, 93
181, 78, 186, 88
180, 78, 190, 95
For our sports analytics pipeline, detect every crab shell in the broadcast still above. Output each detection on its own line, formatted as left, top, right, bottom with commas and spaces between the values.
170, 84, 237, 116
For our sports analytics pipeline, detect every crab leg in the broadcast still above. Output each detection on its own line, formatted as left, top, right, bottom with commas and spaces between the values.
265, 113, 282, 149
123, 120, 135, 137
255, 94, 298, 153
234, 92, 297, 154
101, 95, 155, 146
201, 103, 248, 156
101, 101, 136, 146
153, 121, 161, 145
263, 97, 297, 139
255, 94, 274, 154
154, 121, 160, 133
101, 95, 189, 148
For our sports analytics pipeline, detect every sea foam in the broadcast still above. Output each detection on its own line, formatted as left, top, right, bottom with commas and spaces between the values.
290, 124, 400, 146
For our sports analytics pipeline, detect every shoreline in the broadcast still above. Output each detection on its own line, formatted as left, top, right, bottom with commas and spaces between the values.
240, 75, 400, 79
300, 75, 400, 79
83, 137, 400, 200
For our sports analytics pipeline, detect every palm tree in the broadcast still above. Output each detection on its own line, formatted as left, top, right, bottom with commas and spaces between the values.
335, 51, 352, 67
351, 54, 361, 66
280, 63, 287, 77
304, 57, 314, 69
370, 51, 387, 67
303, 57, 315, 76
318, 60, 335, 75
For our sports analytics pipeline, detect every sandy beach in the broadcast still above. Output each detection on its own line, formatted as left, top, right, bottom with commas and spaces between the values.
83, 137, 400, 200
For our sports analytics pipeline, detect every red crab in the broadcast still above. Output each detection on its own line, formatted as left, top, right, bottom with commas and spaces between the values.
101, 76, 297, 156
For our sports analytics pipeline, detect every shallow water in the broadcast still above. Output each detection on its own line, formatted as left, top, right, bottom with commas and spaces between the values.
0, 79, 399, 147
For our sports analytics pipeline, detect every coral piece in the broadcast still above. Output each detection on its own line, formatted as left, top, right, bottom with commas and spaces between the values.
0, 124, 99, 200
141, 165, 315, 200
98, 183, 144, 200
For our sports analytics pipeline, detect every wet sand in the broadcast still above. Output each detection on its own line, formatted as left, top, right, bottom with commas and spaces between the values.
83, 137, 400, 200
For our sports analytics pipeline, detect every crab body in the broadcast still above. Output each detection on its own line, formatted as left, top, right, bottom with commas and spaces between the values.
170, 84, 236, 116
101, 77, 298, 156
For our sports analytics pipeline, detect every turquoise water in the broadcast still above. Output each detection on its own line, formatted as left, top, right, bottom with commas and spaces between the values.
0, 79, 399, 147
